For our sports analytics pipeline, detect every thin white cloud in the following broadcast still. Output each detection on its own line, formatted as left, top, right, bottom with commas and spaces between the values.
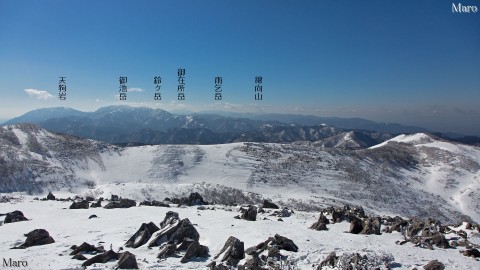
127, 87, 144, 92
24, 89, 54, 100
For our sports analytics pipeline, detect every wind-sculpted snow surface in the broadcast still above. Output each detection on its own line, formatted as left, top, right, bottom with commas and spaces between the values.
1, 124, 480, 223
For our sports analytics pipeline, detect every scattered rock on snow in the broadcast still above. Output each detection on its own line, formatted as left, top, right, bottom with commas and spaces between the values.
69, 200, 89, 209
140, 200, 170, 207
262, 200, 279, 209
4, 210, 28, 224
82, 250, 118, 267
125, 222, 160, 248
70, 242, 100, 256
214, 236, 245, 266
461, 248, 480, 258
157, 243, 176, 258
104, 198, 136, 209
148, 212, 199, 247
310, 212, 329, 231
117, 251, 139, 269
423, 260, 445, 270
46, 192, 55, 200
240, 205, 257, 221
14, 229, 55, 249
90, 199, 102, 208
180, 240, 209, 263
72, 254, 87, 260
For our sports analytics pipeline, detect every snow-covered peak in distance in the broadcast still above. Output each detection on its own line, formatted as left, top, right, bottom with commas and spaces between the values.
370, 133, 436, 149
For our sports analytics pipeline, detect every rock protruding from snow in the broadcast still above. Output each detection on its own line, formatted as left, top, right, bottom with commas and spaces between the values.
139, 200, 170, 207
240, 205, 257, 221
70, 242, 102, 256
180, 240, 209, 263
214, 236, 245, 266
272, 234, 298, 252
117, 251, 139, 269
386, 217, 453, 249
171, 192, 208, 206
72, 254, 87, 260
69, 200, 89, 209
4, 210, 28, 224
274, 207, 294, 218
14, 229, 55, 249
246, 234, 299, 256
185, 192, 207, 206
90, 199, 102, 208
310, 212, 329, 231
82, 250, 119, 267
104, 198, 136, 209
125, 222, 160, 248
461, 248, 480, 258
423, 260, 445, 270
148, 212, 199, 247
262, 200, 279, 209
46, 192, 55, 200
157, 244, 176, 258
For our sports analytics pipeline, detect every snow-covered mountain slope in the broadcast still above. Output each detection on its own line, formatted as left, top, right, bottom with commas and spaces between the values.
1, 125, 479, 224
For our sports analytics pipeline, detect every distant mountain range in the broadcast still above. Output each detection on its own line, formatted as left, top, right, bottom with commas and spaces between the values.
3, 105, 478, 147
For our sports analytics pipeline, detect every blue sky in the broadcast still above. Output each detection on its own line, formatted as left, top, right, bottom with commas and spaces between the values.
0, 0, 479, 135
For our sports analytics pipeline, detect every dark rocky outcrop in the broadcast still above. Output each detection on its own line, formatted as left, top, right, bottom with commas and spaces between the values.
82, 250, 118, 267
160, 211, 179, 228
360, 217, 381, 235
15, 229, 55, 249
262, 200, 279, 209
462, 248, 480, 258
148, 212, 199, 247
214, 236, 245, 266
46, 192, 55, 200
117, 251, 139, 269
184, 192, 207, 206
180, 240, 209, 263
70, 242, 99, 255
139, 200, 170, 207
241, 205, 257, 221
90, 199, 102, 208
245, 234, 298, 259
4, 210, 28, 224
310, 212, 329, 231
69, 200, 90, 209
104, 198, 136, 209
125, 222, 160, 248
88, 214, 98, 219
273, 234, 298, 252
157, 244, 177, 258
275, 207, 293, 218
349, 217, 381, 235
349, 218, 363, 234
423, 260, 445, 270
72, 254, 87, 260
